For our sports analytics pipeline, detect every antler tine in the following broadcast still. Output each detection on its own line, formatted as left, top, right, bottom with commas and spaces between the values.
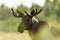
31, 9, 35, 15
37, 9, 42, 14
31, 9, 36, 17
36, 9, 37, 13
32, 9, 42, 16
11, 8, 13, 11
11, 8, 14, 13
11, 8, 21, 18
24, 11, 31, 17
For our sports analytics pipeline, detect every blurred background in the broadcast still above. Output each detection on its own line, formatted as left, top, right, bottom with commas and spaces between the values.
0, 0, 60, 40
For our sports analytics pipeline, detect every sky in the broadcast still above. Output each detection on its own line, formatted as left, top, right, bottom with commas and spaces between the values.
0, 0, 46, 8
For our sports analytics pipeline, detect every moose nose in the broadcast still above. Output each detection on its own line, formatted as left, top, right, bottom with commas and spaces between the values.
18, 26, 24, 33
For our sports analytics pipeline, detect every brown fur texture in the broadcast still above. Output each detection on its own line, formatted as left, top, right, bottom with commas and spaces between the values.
22, 15, 47, 33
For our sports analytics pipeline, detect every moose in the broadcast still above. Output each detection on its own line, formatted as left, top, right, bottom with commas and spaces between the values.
11, 8, 54, 40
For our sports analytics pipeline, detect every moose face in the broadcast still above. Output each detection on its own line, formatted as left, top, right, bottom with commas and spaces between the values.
11, 8, 42, 33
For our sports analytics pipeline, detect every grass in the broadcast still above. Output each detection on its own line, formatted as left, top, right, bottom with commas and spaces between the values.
0, 29, 60, 40
0, 31, 32, 40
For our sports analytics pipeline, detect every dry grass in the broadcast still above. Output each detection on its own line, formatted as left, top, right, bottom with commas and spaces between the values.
0, 28, 60, 40
0, 31, 31, 40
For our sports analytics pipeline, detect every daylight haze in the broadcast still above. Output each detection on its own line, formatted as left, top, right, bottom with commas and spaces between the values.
0, 0, 46, 8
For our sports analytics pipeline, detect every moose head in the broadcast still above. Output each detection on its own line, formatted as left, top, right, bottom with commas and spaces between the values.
11, 8, 42, 33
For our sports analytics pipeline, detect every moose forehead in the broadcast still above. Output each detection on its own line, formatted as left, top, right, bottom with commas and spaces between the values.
22, 15, 32, 23
22, 15, 38, 23
23, 14, 30, 18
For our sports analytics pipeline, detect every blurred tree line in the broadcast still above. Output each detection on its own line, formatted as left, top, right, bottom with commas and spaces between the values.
0, 0, 60, 32
44, 0, 60, 22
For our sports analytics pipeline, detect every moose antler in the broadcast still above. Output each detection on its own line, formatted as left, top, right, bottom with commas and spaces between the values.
31, 9, 35, 16
31, 9, 42, 17
11, 8, 23, 18
24, 11, 30, 16
24, 11, 32, 18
